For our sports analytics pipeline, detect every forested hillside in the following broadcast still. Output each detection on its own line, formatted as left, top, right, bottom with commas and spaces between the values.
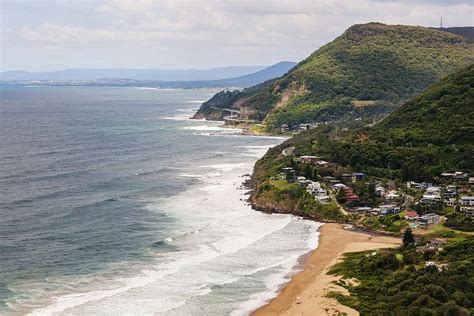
195, 23, 474, 131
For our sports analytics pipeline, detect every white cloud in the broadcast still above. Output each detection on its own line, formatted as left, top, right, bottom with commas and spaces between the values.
4, 0, 473, 70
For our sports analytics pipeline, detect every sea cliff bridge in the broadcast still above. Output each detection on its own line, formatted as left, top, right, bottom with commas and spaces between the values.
210, 107, 259, 124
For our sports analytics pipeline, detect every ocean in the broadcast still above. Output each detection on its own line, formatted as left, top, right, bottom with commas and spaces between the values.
0, 86, 321, 315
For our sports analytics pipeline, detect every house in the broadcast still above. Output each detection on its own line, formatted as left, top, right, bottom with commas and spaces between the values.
441, 171, 468, 179
453, 171, 468, 179
352, 172, 365, 183
459, 206, 474, 217
299, 155, 318, 164
458, 187, 471, 194
297, 123, 310, 131
443, 186, 457, 198
375, 185, 386, 197
417, 239, 447, 254
354, 206, 372, 213
459, 196, 474, 206
379, 204, 399, 215
417, 213, 440, 228
347, 194, 360, 202
342, 173, 352, 180
281, 167, 296, 182
420, 194, 441, 204
316, 194, 330, 203
385, 191, 400, 201
444, 199, 456, 207
332, 183, 347, 190
426, 186, 441, 194
406, 181, 430, 190
404, 211, 419, 220
307, 181, 322, 191
297, 176, 308, 186
469, 177, 474, 184
407, 181, 422, 189
317, 160, 330, 167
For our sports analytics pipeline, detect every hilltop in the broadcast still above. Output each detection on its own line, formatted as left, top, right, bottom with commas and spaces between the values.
195, 23, 474, 130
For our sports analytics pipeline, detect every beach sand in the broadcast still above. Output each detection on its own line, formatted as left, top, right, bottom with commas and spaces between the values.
251, 223, 401, 316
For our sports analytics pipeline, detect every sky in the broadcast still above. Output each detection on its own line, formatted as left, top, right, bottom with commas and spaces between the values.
1, 0, 473, 71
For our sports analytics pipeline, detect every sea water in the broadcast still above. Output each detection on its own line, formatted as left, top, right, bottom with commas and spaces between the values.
0, 86, 321, 315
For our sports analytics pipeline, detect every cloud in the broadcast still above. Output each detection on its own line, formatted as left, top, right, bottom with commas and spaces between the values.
4, 0, 473, 70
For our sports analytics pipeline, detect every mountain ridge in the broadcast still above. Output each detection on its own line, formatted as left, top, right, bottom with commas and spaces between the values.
195, 23, 474, 130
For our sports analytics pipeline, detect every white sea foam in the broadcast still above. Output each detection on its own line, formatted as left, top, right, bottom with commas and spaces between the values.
21, 136, 321, 316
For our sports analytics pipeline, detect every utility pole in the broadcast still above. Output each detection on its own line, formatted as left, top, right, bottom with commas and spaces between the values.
440, 16, 443, 28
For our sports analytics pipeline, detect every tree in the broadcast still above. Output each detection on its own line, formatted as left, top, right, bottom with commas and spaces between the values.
336, 189, 347, 204
403, 228, 415, 248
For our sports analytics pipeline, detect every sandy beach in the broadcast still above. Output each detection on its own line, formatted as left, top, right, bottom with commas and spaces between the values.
252, 223, 401, 316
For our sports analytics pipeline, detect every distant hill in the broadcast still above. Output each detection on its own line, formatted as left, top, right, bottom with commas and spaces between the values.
0, 62, 296, 89
195, 23, 474, 130
0, 66, 266, 81
435, 27, 474, 41
207, 61, 296, 88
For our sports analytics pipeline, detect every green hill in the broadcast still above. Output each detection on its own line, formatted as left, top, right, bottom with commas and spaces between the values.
369, 63, 474, 147
253, 63, 473, 196
195, 23, 474, 130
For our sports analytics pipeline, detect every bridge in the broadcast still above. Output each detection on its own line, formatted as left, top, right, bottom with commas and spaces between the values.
211, 107, 259, 124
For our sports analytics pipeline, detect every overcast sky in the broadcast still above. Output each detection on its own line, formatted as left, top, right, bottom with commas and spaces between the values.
1, 0, 473, 71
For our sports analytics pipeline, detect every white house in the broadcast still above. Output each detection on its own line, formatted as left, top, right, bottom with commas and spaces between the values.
460, 196, 474, 206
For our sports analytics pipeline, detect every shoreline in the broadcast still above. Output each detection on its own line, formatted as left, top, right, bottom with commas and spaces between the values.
251, 223, 401, 316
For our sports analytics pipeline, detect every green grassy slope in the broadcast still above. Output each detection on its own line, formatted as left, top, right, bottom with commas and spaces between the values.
195, 23, 474, 130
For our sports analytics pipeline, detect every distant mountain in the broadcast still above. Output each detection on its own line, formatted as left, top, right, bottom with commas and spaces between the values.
435, 27, 474, 41
195, 23, 474, 130
0, 66, 266, 81
0, 62, 296, 89
209, 61, 296, 87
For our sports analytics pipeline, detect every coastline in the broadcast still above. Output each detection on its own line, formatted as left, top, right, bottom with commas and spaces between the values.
251, 223, 401, 316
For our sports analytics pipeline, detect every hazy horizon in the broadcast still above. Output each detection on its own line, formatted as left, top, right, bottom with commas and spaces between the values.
1, 0, 473, 72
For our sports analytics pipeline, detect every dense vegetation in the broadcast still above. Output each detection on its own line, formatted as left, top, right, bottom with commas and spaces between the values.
195, 23, 474, 130
436, 26, 474, 41
329, 236, 474, 315
254, 64, 473, 185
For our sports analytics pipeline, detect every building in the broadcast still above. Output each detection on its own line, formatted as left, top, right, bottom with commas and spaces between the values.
379, 204, 399, 215
316, 194, 330, 203
332, 183, 347, 190
352, 172, 366, 183
299, 155, 318, 164
426, 186, 441, 194
460, 206, 474, 217
420, 194, 441, 204
460, 196, 474, 206
417, 213, 441, 229
404, 211, 419, 220
385, 191, 400, 201
281, 167, 296, 182
444, 199, 456, 207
